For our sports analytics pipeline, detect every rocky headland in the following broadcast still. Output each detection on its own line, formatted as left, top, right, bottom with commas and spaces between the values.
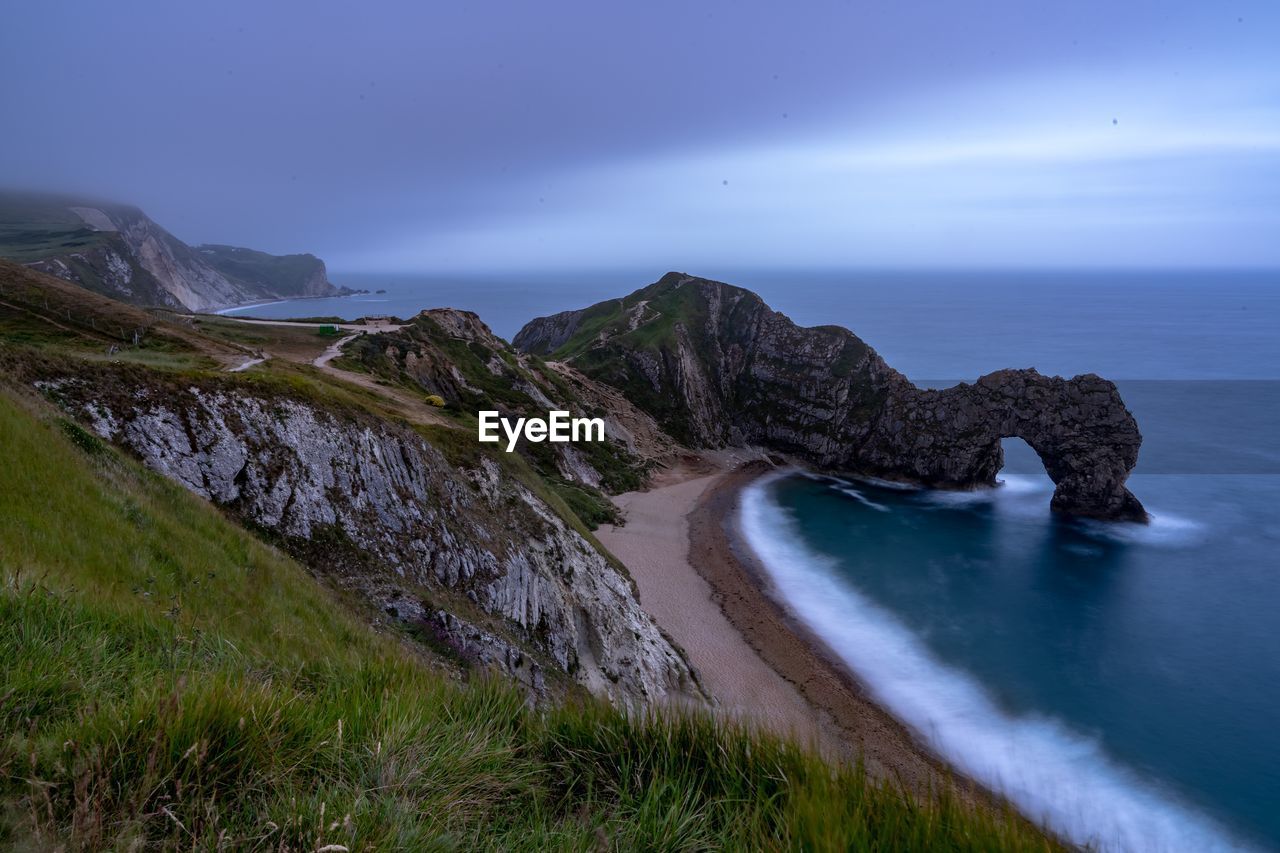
515, 272, 1146, 522
0, 192, 348, 312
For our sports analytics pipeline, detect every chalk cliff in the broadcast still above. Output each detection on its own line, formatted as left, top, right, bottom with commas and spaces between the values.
0, 192, 344, 311
34, 368, 701, 705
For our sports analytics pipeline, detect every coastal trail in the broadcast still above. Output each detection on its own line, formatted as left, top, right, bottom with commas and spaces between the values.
200, 314, 453, 427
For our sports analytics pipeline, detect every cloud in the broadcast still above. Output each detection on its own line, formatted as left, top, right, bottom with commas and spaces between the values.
3, 1, 1277, 268
334, 66, 1280, 270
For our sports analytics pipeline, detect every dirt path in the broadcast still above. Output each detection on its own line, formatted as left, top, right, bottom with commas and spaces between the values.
227, 354, 269, 372
314, 333, 358, 368
209, 315, 451, 427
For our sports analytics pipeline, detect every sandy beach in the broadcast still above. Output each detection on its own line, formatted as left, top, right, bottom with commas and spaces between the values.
596, 455, 985, 800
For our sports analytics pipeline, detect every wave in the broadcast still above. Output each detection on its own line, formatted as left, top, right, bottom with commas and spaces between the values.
998, 472, 1054, 495
852, 474, 922, 491
214, 300, 289, 315
1078, 511, 1206, 549
739, 473, 1251, 853
834, 485, 891, 512
917, 473, 1052, 516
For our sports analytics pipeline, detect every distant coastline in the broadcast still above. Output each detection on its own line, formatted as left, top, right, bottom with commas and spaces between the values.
213, 292, 359, 316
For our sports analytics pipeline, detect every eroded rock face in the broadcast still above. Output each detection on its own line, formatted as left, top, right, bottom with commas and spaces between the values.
4, 194, 344, 311
515, 273, 1147, 522
858, 371, 1146, 521
44, 376, 703, 705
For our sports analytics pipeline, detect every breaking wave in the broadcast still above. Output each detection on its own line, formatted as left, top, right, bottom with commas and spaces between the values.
739, 472, 1250, 852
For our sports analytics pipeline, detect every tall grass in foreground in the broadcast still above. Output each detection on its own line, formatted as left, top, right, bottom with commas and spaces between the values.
0, 386, 1057, 850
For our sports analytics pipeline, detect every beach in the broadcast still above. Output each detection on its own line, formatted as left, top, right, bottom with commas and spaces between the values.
596, 455, 977, 799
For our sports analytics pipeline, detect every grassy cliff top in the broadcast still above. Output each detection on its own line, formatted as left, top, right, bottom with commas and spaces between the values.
514, 272, 734, 361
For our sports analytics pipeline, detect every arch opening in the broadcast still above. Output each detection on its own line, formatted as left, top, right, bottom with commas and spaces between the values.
999, 435, 1047, 477
997, 436, 1056, 507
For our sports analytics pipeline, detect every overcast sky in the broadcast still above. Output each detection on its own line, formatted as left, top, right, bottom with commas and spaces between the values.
3, 1, 1277, 271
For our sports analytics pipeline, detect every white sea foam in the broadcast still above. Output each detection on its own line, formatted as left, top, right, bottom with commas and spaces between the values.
740, 473, 1252, 853
997, 473, 1053, 495
921, 486, 996, 507
214, 300, 289, 315
920, 473, 1053, 508
834, 485, 891, 512
852, 474, 922, 491
1080, 511, 1206, 549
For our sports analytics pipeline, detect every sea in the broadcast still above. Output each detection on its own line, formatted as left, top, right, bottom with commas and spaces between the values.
226, 269, 1280, 851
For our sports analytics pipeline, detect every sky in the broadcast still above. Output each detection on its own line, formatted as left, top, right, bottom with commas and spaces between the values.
2, 0, 1278, 271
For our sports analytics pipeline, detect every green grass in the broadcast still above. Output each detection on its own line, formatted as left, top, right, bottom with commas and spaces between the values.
0, 222, 110, 262
0, 382, 1058, 852
548, 480, 623, 530
0, 260, 223, 372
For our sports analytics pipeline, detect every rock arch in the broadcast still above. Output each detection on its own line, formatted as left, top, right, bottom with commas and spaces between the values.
856, 369, 1147, 522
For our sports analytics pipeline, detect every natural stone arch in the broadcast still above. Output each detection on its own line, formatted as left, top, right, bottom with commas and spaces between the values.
855, 369, 1147, 522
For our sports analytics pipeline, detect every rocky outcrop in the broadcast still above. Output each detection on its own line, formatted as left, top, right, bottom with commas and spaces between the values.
42, 374, 703, 705
514, 273, 1147, 522
379, 595, 547, 699
342, 308, 675, 493
857, 370, 1146, 521
513, 306, 590, 355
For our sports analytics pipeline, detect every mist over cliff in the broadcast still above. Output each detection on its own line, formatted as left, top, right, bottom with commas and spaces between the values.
0, 192, 344, 311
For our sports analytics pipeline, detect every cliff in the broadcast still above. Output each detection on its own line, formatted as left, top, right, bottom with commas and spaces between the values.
196, 243, 337, 299
514, 272, 1147, 522
0, 191, 344, 311
32, 366, 701, 705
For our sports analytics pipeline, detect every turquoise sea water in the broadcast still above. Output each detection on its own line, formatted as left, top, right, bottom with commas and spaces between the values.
236, 269, 1280, 851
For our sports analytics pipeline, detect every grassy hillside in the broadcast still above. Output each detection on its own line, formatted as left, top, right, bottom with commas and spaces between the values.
0, 384, 1056, 850
0, 259, 230, 373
